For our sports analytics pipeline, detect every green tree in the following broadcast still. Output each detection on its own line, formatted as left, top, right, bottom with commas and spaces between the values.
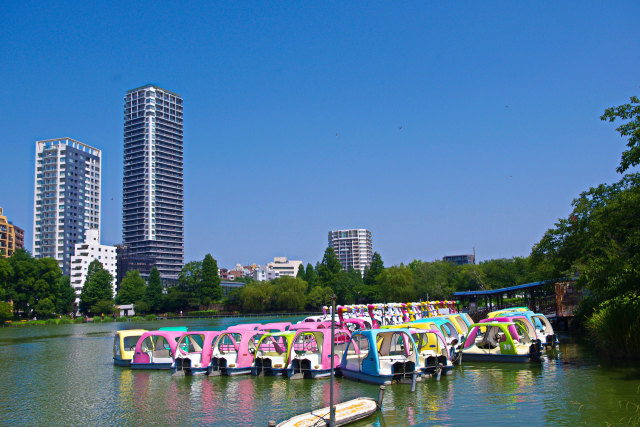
91, 300, 116, 317
115, 270, 146, 305
178, 261, 203, 308
0, 301, 12, 322
7, 249, 37, 316
200, 254, 222, 305
305, 263, 317, 287
79, 260, 113, 315
408, 260, 457, 300
532, 173, 640, 303
305, 286, 333, 310
317, 247, 342, 285
273, 276, 308, 312
35, 297, 56, 319
223, 286, 244, 308
56, 275, 77, 315
296, 264, 306, 279
601, 95, 640, 173
376, 266, 416, 301
363, 252, 384, 299
0, 258, 14, 301
145, 267, 163, 312
241, 281, 275, 312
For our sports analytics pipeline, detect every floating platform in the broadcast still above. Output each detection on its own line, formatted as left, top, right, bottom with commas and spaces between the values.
276, 397, 378, 427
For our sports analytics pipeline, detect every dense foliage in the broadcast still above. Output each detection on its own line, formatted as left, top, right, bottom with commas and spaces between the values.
0, 249, 73, 319
529, 95, 640, 358
79, 259, 114, 316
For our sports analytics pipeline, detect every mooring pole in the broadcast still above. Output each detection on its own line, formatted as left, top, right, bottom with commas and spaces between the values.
330, 294, 336, 427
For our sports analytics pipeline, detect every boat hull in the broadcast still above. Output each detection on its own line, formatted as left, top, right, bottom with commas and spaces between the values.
340, 368, 418, 385
421, 365, 454, 376
131, 362, 172, 370
113, 357, 131, 367
211, 367, 252, 376
461, 353, 534, 363
251, 367, 288, 376
171, 366, 209, 375
285, 368, 332, 379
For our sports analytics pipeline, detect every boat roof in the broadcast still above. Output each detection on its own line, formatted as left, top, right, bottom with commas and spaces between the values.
158, 326, 188, 331
470, 322, 515, 328
262, 331, 296, 338
116, 329, 147, 337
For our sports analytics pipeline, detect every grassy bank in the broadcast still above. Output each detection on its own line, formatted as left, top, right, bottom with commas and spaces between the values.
586, 293, 640, 359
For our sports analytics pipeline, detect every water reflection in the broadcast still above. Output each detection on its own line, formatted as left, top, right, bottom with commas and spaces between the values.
1, 320, 639, 426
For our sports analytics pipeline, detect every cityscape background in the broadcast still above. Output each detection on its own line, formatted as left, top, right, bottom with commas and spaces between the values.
2, 2, 639, 270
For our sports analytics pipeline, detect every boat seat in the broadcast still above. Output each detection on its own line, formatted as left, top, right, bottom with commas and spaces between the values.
298, 354, 321, 367
379, 356, 409, 374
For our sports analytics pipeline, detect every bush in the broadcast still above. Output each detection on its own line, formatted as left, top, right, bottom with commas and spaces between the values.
115, 317, 129, 322
45, 318, 58, 325
0, 301, 13, 323
189, 310, 219, 316
102, 316, 114, 322
586, 292, 640, 359
74, 317, 86, 324
130, 316, 144, 322
145, 314, 156, 321
59, 318, 73, 324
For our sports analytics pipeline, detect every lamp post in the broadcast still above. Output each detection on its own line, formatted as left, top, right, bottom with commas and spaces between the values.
330, 294, 336, 427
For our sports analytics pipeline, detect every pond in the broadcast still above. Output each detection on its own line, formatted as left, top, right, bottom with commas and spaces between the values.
0, 316, 638, 426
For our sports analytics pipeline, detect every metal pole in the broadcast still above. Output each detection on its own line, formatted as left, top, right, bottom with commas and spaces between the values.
330, 294, 336, 427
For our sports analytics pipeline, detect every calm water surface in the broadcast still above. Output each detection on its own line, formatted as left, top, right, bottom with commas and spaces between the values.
0, 316, 639, 426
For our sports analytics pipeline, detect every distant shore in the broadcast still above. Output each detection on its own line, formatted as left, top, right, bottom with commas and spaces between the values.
2, 311, 321, 327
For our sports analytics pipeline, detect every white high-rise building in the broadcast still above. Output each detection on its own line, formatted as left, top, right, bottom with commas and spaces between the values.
70, 229, 117, 308
33, 138, 101, 275
328, 229, 373, 276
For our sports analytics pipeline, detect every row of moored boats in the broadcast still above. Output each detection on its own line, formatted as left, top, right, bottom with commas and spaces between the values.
113, 302, 558, 385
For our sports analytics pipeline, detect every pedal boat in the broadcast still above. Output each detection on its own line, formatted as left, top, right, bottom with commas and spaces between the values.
410, 328, 454, 378
498, 311, 558, 348
404, 318, 463, 361
252, 331, 296, 376
479, 316, 538, 342
461, 322, 542, 363
340, 329, 421, 385
171, 331, 221, 375
113, 329, 147, 366
287, 328, 351, 379
210, 328, 264, 376
131, 330, 185, 370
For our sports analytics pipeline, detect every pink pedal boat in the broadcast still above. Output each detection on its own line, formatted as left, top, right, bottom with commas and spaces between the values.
171, 331, 222, 375
131, 330, 185, 370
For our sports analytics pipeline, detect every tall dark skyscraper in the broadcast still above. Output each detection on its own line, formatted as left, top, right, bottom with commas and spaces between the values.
123, 85, 184, 282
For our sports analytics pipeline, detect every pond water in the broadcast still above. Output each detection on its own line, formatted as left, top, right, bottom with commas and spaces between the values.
0, 316, 638, 426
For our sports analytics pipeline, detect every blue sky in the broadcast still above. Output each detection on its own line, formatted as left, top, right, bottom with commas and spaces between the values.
1, 1, 639, 268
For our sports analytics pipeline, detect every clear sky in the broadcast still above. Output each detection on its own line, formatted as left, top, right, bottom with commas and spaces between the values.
1, 1, 639, 269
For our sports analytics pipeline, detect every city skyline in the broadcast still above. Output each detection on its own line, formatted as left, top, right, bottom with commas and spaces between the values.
2, 2, 639, 269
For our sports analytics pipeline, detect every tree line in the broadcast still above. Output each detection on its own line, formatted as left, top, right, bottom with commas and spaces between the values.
0, 251, 224, 320
234, 247, 549, 313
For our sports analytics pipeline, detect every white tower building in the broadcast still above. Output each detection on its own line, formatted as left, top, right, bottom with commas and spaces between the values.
33, 138, 101, 275
328, 229, 373, 276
